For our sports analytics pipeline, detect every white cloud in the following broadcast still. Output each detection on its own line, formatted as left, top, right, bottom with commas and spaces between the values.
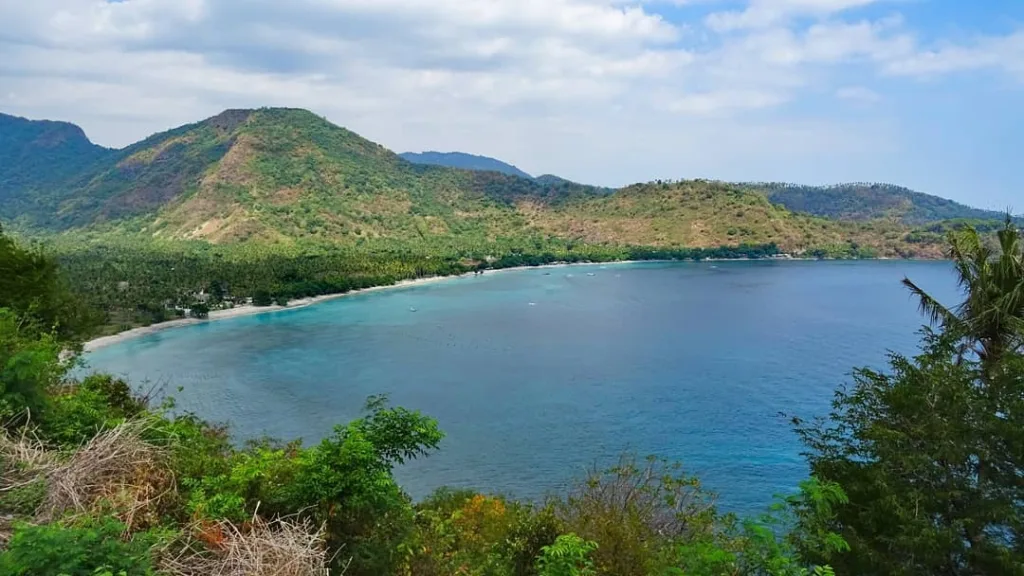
836, 86, 881, 102
0, 0, 1021, 202
668, 90, 788, 114
884, 30, 1024, 80
705, 0, 883, 32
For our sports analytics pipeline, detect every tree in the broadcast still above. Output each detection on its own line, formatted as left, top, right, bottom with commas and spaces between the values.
252, 290, 273, 307
289, 395, 444, 575
0, 308, 65, 425
795, 331, 1023, 575
190, 302, 210, 319
0, 224, 98, 342
902, 216, 1024, 368
797, 220, 1024, 575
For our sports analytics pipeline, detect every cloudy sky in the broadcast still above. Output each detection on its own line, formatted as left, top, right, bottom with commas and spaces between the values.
1, 1, 1021, 209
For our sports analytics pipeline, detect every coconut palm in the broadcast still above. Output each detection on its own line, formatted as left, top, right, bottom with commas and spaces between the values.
901, 216, 1024, 366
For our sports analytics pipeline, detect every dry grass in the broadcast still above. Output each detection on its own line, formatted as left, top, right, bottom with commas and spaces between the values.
160, 514, 339, 576
38, 420, 175, 532
0, 426, 57, 544
0, 427, 57, 487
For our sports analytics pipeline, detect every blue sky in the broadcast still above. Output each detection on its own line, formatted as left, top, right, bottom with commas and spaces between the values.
1, 0, 1021, 209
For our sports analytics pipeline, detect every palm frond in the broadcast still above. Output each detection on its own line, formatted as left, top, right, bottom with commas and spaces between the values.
902, 277, 958, 328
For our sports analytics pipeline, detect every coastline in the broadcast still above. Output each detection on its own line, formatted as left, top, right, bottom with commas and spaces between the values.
81, 260, 629, 353
81, 256, 939, 353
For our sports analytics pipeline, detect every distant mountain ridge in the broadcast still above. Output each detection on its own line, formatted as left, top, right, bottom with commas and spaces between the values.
0, 107, 1007, 258
0, 113, 114, 215
399, 151, 533, 179
749, 182, 1014, 225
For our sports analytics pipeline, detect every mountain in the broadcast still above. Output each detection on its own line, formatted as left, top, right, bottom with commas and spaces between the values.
399, 151, 533, 179
0, 108, 601, 242
0, 107, 995, 257
399, 151, 616, 193
751, 182, 1011, 224
0, 113, 114, 217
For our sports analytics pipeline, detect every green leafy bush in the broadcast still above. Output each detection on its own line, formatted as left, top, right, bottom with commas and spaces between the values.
290, 396, 444, 575
41, 375, 144, 447
0, 518, 159, 576
556, 455, 720, 576
536, 534, 598, 576
0, 309, 65, 426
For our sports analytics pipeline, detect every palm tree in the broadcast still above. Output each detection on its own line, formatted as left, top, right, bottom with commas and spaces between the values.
902, 216, 1024, 366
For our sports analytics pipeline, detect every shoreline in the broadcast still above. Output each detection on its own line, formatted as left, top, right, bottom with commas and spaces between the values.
81, 260, 631, 353
81, 256, 939, 353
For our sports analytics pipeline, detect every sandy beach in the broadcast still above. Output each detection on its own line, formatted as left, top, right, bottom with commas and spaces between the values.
82, 261, 627, 353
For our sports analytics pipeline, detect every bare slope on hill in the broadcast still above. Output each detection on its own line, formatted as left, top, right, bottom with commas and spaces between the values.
0, 108, 964, 257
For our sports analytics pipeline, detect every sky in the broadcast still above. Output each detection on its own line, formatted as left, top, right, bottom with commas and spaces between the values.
1, 1, 1021, 209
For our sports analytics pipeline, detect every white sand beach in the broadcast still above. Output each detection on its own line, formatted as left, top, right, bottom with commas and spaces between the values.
82, 261, 630, 353
82, 274, 462, 352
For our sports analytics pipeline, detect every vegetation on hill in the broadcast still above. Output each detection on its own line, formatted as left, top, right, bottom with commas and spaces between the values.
1, 209, 1022, 575
533, 174, 614, 194
398, 153, 615, 193
0, 113, 113, 223
48, 234, 780, 335
750, 182, 1014, 224
525, 180, 947, 258
0, 107, 986, 260
400, 151, 534, 179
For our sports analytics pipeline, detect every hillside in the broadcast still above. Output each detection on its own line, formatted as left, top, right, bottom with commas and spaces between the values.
0, 113, 114, 218
751, 182, 1011, 224
520, 180, 945, 258
399, 151, 533, 179
0, 108, 599, 243
0, 107, 983, 258
400, 151, 615, 192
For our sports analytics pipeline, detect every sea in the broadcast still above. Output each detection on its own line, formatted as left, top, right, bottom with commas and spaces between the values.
81, 260, 958, 516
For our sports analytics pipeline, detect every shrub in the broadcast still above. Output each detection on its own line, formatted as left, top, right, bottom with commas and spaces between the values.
0, 517, 159, 576
289, 396, 444, 575
556, 455, 720, 576
536, 534, 598, 576
0, 309, 65, 426
42, 375, 145, 447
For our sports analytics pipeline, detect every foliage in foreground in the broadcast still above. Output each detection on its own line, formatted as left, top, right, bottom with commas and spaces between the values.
1, 219, 1022, 575
795, 217, 1024, 575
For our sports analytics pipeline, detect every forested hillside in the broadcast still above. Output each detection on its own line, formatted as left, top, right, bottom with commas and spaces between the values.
0, 113, 114, 218
751, 182, 1012, 224
0, 108, 603, 243
0, 107, 968, 260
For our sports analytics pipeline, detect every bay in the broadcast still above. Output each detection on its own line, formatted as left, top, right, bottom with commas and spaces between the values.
81, 260, 958, 515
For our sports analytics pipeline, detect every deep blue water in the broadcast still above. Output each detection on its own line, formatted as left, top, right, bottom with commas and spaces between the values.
82, 260, 958, 515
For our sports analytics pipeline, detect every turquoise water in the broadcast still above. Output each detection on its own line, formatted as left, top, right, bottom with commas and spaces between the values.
82, 260, 957, 515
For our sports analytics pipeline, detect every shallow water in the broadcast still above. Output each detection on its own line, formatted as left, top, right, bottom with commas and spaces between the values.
82, 260, 958, 515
